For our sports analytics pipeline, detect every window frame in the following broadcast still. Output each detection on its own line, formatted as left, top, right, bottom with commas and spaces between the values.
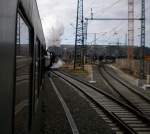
15, 4, 34, 131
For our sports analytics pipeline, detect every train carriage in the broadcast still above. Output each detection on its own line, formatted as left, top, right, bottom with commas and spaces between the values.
0, 0, 46, 134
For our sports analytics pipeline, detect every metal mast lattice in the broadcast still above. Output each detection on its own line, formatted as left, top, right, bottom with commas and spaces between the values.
74, 0, 84, 70
128, 0, 134, 69
140, 0, 145, 79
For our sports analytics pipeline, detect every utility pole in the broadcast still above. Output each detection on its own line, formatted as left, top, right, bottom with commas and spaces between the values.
125, 34, 128, 46
125, 34, 128, 57
84, 21, 88, 44
91, 8, 93, 20
140, 0, 145, 79
94, 33, 97, 63
74, 0, 84, 70
128, 0, 134, 72
94, 33, 97, 45
84, 21, 88, 64
117, 38, 120, 58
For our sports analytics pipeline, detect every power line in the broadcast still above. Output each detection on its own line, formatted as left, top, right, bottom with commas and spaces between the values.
86, 21, 127, 45
101, 0, 122, 14
92, 0, 122, 17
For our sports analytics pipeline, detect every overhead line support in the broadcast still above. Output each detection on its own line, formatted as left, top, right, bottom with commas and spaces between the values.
85, 18, 142, 21
74, 0, 84, 70
140, 0, 145, 79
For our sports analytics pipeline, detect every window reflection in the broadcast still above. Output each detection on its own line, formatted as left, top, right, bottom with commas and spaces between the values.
34, 38, 41, 110
15, 12, 33, 134
16, 14, 30, 56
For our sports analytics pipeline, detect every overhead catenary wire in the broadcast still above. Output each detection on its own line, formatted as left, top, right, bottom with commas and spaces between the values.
91, 0, 122, 17
84, 0, 150, 47
86, 21, 127, 45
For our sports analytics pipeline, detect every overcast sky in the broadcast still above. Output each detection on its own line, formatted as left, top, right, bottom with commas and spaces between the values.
37, 0, 150, 47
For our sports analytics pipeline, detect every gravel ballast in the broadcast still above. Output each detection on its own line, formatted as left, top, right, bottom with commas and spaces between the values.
52, 74, 114, 134
41, 76, 72, 134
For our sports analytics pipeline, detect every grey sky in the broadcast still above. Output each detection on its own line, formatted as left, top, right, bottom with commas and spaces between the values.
37, 0, 150, 47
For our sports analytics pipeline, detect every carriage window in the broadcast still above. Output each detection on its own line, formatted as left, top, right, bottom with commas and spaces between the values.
35, 38, 41, 103
16, 13, 31, 56
15, 12, 33, 134
34, 38, 41, 110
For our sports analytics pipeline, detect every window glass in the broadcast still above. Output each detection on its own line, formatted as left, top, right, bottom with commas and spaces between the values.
15, 12, 33, 134
16, 13, 31, 56
34, 38, 41, 109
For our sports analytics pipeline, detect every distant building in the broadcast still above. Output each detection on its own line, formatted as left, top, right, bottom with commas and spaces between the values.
47, 44, 150, 60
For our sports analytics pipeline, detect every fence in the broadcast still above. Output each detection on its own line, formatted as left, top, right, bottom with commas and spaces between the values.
115, 59, 150, 78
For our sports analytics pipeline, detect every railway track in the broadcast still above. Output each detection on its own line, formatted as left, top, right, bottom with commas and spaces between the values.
51, 70, 150, 134
99, 65, 150, 118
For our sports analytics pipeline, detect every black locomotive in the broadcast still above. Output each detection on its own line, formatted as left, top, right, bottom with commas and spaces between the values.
0, 0, 48, 134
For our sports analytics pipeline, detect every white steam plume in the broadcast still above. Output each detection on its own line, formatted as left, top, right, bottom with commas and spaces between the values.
45, 20, 64, 49
41, 16, 64, 49
51, 59, 65, 69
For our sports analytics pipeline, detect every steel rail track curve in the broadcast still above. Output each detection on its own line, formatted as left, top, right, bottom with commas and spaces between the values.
51, 71, 150, 134
99, 65, 150, 118
103, 65, 150, 103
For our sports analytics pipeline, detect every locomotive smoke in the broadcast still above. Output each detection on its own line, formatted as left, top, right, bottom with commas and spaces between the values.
43, 19, 65, 68
46, 21, 64, 49
51, 58, 64, 69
